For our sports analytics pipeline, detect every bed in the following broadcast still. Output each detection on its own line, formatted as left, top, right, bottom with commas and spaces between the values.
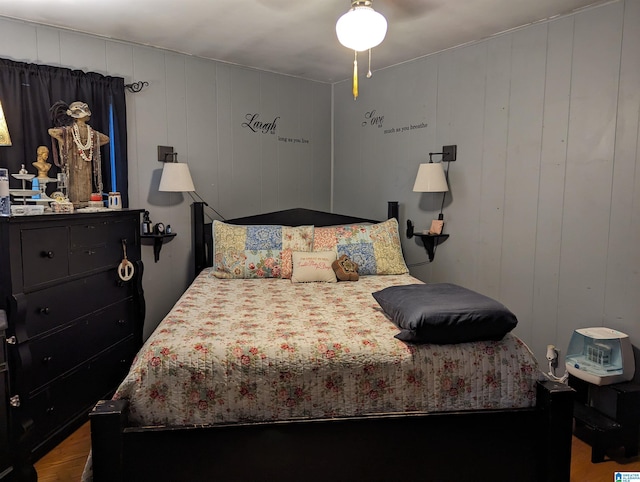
85, 203, 574, 482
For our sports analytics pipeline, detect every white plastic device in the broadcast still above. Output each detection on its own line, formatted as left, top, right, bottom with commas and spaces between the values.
565, 327, 635, 386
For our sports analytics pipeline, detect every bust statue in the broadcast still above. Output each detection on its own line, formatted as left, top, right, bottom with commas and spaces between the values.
32, 145, 52, 180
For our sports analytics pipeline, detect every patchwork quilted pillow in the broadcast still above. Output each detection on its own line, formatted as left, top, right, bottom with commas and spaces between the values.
213, 220, 314, 279
313, 218, 408, 276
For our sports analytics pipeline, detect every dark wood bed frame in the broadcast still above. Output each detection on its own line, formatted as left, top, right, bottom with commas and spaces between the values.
87, 202, 575, 482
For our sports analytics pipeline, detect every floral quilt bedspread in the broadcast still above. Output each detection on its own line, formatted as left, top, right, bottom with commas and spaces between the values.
116, 270, 542, 427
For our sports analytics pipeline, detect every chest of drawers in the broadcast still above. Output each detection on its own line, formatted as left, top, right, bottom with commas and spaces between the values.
0, 210, 145, 476
0, 312, 10, 480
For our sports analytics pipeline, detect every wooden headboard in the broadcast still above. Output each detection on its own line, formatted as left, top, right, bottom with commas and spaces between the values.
192, 203, 394, 277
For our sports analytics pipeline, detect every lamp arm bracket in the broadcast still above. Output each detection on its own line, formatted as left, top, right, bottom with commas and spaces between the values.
429, 145, 457, 162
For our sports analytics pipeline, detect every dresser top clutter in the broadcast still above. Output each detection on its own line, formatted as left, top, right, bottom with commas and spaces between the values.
0, 209, 145, 480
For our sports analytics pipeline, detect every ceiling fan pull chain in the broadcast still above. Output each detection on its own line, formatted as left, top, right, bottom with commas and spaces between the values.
353, 50, 359, 100
367, 48, 372, 78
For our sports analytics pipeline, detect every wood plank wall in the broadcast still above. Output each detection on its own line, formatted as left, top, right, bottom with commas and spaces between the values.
333, 0, 640, 366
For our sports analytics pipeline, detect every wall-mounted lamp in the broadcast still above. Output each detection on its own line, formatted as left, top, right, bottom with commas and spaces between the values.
158, 148, 195, 193
142, 146, 190, 261
157, 145, 225, 222
412, 162, 449, 193
407, 145, 456, 262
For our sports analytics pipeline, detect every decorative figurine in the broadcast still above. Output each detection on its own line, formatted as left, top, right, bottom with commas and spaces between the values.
48, 101, 109, 207
142, 210, 152, 234
32, 145, 52, 179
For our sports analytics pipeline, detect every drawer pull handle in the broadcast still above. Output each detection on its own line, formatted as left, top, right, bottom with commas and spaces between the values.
39, 307, 50, 315
42, 356, 53, 363
86, 249, 95, 255
41, 251, 55, 259
117, 319, 127, 325
46, 406, 55, 414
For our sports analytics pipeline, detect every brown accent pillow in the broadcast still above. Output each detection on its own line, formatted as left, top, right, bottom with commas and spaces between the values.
332, 254, 359, 281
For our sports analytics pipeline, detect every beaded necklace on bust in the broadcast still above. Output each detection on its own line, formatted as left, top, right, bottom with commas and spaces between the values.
71, 123, 94, 162
57, 122, 103, 196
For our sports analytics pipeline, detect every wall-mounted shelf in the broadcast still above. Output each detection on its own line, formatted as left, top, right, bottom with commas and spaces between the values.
141, 233, 176, 262
406, 220, 449, 262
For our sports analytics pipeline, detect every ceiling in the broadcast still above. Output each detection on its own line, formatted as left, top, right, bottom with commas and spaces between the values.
0, 0, 610, 83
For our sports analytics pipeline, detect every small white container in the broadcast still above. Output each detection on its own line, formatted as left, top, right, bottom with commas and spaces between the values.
108, 192, 122, 209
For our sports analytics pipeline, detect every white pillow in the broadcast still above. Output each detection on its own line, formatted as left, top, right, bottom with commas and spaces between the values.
291, 251, 337, 283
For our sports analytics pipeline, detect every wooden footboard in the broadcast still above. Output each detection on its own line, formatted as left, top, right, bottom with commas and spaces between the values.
89, 379, 573, 482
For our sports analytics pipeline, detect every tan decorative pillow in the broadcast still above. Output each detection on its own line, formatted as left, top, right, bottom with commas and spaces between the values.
291, 251, 337, 283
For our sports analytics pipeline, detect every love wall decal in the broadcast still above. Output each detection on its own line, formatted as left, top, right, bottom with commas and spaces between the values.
359, 109, 428, 135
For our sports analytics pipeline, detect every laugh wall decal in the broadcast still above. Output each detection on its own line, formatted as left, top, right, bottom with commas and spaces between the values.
241, 113, 311, 145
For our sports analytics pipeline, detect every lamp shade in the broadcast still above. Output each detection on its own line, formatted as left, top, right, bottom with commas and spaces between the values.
413, 163, 449, 193
159, 162, 195, 192
0, 100, 11, 146
336, 3, 387, 52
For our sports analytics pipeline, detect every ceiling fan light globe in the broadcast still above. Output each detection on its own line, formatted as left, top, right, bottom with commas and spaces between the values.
336, 6, 387, 52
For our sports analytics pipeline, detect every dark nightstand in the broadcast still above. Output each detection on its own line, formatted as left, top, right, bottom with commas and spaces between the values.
569, 374, 640, 462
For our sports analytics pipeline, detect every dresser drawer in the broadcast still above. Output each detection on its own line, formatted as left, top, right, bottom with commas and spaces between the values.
69, 217, 139, 275
21, 227, 70, 289
24, 299, 135, 393
69, 221, 112, 249
22, 270, 135, 341
17, 337, 135, 456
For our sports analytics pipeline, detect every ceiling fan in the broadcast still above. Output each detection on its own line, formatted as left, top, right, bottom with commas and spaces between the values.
335, 0, 435, 99
335, 0, 387, 99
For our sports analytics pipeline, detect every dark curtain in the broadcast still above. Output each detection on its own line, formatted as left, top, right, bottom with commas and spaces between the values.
0, 58, 129, 206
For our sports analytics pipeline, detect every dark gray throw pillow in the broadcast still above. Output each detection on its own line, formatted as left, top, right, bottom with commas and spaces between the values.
372, 283, 518, 344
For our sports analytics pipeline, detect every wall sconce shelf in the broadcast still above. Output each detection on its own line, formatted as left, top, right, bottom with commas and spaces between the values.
406, 219, 449, 262
141, 232, 176, 262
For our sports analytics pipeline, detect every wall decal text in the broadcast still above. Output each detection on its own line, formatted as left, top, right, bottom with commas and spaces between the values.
362, 110, 384, 128
384, 122, 428, 134
242, 113, 280, 134
278, 137, 309, 144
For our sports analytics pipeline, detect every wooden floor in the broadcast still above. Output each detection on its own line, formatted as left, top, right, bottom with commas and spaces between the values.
34, 421, 640, 481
